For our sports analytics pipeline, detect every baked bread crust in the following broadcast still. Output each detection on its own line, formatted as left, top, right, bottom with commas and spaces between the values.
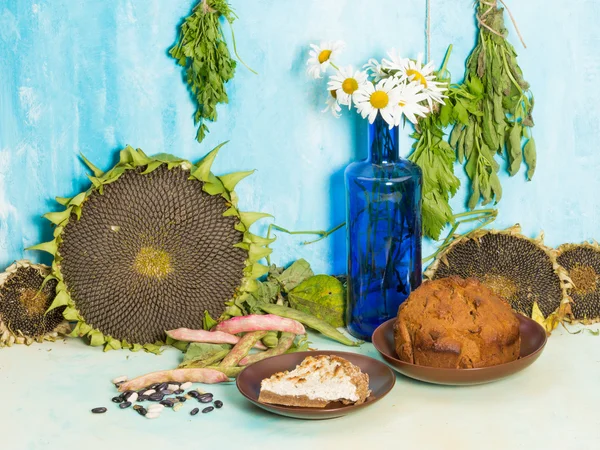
394, 277, 521, 368
258, 355, 371, 408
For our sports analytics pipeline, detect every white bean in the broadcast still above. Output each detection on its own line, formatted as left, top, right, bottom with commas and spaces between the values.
128, 392, 138, 403
180, 382, 192, 390
112, 375, 128, 384
145, 412, 161, 419
167, 384, 179, 391
143, 389, 156, 396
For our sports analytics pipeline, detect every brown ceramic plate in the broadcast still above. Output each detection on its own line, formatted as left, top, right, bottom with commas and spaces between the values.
236, 350, 395, 420
372, 314, 547, 386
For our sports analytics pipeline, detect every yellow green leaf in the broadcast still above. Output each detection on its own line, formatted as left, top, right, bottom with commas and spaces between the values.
80, 153, 104, 177
219, 170, 255, 192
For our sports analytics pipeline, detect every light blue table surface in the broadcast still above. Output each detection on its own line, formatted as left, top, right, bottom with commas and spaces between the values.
2, 324, 599, 450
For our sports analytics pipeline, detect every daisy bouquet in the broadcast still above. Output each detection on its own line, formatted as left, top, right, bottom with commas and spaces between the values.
307, 41, 447, 127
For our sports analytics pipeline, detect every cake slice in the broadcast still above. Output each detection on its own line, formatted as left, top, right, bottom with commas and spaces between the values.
258, 355, 371, 408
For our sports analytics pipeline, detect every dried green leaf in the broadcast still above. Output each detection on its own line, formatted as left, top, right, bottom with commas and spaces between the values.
524, 138, 537, 180
288, 275, 346, 328
508, 124, 523, 176
272, 259, 314, 292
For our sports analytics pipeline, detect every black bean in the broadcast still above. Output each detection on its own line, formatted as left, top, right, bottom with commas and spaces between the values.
136, 407, 147, 416
176, 396, 186, 403
198, 396, 213, 403
190, 408, 199, 416
119, 401, 132, 409
149, 393, 164, 402
123, 391, 136, 401
214, 400, 223, 408
174, 389, 184, 395
149, 383, 160, 389
203, 392, 213, 397
91, 407, 107, 414
160, 400, 174, 407
112, 396, 124, 403
137, 395, 147, 402
160, 389, 173, 395
188, 391, 199, 398
202, 407, 214, 413
156, 383, 169, 391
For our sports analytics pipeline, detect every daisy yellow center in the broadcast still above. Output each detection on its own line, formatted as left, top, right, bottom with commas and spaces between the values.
406, 69, 428, 88
318, 50, 332, 64
370, 91, 389, 109
134, 246, 173, 280
342, 78, 359, 95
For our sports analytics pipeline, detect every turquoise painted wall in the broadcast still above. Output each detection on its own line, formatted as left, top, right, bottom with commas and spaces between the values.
0, 0, 598, 275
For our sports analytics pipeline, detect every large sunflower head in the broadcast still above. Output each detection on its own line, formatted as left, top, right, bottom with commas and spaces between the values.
29, 144, 272, 353
0, 260, 70, 347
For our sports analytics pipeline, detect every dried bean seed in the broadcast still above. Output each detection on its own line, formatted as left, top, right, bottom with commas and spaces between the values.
111, 397, 123, 404
112, 376, 128, 384
214, 400, 223, 408
91, 407, 107, 414
202, 406, 214, 413
119, 401, 132, 409
190, 408, 199, 416
180, 382, 192, 390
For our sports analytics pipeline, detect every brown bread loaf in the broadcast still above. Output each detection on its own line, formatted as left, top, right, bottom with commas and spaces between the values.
394, 277, 521, 368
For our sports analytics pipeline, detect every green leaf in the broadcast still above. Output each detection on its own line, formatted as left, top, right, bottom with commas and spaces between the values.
183, 343, 231, 363
272, 259, 314, 292
248, 245, 272, 262
439, 103, 453, 127
468, 75, 484, 96
79, 153, 104, 177
63, 306, 81, 321
449, 125, 463, 148
489, 171, 503, 203
130, 148, 151, 167
468, 178, 480, 210
453, 101, 469, 126
68, 192, 87, 207
524, 138, 537, 180
55, 196, 71, 206
288, 275, 346, 328
219, 170, 255, 192
88, 330, 105, 347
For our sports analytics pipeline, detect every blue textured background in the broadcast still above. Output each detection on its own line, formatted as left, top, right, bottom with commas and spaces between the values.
0, 0, 598, 275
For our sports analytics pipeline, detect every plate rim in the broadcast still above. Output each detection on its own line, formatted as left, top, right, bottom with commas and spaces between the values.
236, 349, 396, 416
372, 315, 548, 374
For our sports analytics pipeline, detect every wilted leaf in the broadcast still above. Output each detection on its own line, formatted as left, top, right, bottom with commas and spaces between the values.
288, 275, 346, 327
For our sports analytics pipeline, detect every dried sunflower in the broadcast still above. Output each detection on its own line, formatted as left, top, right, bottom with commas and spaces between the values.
29, 144, 272, 352
425, 225, 572, 332
0, 260, 70, 347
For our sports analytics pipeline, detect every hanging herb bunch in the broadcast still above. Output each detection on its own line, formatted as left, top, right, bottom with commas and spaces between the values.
170, 0, 255, 143
443, 0, 536, 209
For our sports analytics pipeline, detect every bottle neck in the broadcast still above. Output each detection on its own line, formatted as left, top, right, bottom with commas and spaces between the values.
367, 115, 401, 164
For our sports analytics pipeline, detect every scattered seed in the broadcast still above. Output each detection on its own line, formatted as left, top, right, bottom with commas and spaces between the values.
137, 395, 147, 402
167, 384, 179, 391
136, 407, 147, 416
149, 393, 165, 402
145, 412, 160, 419
188, 391, 199, 398
174, 389, 184, 395
127, 392, 138, 403
143, 389, 156, 396
180, 382, 192, 390
156, 383, 169, 391
160, 389, 174, 395
112, 376, 128, 384
160, 400, 174, 407
214, 400, 223, 408
119, 401, 132, 409
176, 396, 186, 403
190, 408, 200, 416
147, 404, 165, 412
173, 403, 184, 412
91, 407, 107, 414
111, 396, 124, 404
133, 405, 143, 411
202, 406, 214, 414
198, 395, 213, 403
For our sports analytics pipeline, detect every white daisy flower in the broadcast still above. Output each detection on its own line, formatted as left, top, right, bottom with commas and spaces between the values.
306, 40, 345, 79
327, 66, 369, 108
381, 48, 409, 81
395, 82, 430, 125
322, 90, 342, 118
363, 58, 386, 82
354, 78, 402, 128
396, 53, 447, 108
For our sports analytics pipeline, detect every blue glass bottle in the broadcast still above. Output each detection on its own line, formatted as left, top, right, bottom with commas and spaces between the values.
345, 115, 423, 341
